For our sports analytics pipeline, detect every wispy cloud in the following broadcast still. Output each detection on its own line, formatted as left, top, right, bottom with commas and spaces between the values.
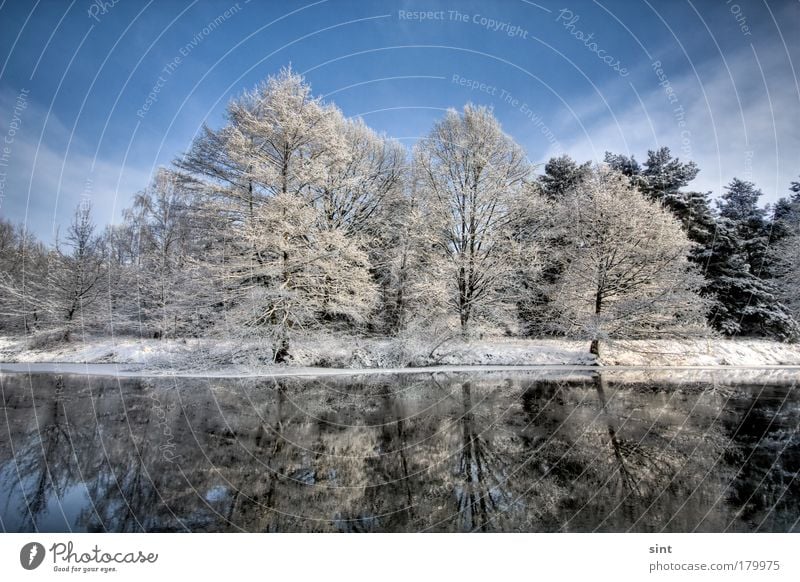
0, 87, 152, 241
544, 37, 800, 204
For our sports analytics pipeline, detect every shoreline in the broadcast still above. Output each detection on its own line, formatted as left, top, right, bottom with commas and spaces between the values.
2, 363, 800, 387
2, 335, 800, 376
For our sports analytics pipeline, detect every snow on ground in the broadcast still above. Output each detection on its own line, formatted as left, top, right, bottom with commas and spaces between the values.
604, 339, 800, 366
1, 335, 800, 375
0, 361, 600, 379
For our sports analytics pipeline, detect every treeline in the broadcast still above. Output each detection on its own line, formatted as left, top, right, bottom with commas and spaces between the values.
1, 67, 798, 359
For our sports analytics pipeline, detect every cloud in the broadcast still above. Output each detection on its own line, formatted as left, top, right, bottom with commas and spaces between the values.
0, 87, 152, 241
543, 37, 800, 204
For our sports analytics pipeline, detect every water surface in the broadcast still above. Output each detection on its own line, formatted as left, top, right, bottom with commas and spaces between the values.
0, 369, 797, 532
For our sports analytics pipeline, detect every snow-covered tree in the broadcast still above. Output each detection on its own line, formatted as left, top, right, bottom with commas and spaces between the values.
606, 147, 700, 219
603, 151, 642, 181
770, 175, 800, 242
313, 117, 406, 235
709, 178, 797, 339
717, 178, 769, 267
414, 105, 534, 335
375, 187, 452, 335
547, 166, 707, 357
225, 67, 345, 202
221, 193, 378, 361
0, 219, 48, 332
772, 233, 800, 323
176, 67, 379, 355
764, 177, 800, 335
45, 202, 107, 340
520, 156, 592, 333
124, 169, 193, 338
640, 147, 699, 208
176, 66, 344, 219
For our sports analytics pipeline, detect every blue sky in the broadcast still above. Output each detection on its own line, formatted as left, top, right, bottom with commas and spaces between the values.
0, 0, 798, 240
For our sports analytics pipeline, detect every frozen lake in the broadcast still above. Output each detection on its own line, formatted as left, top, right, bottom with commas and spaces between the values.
0, 369, 798, 532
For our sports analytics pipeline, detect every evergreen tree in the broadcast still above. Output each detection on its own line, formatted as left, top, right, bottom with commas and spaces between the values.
640, 147, 699, 214
708, 179, 798, 339
718, 178, 770, 274
606, 147, 699, 218
770, 176, 800, 327
519, 156, 591, 335
771, 175, 800, 240
539, 155, 590, 200
641, 147, 699, 192
603, 151, 642, 180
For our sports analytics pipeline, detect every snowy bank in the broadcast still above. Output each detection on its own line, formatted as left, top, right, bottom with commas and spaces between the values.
1, 335, 800, 372
602, 338, 800, 366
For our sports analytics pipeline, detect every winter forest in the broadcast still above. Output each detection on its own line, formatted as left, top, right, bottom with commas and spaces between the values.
2, 67, 799, 363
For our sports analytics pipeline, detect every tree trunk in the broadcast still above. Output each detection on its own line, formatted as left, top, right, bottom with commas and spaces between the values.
590, 284, 603, 360
274, 334, 290, 364
460, 311, 470, 338
590, 338, 600, 359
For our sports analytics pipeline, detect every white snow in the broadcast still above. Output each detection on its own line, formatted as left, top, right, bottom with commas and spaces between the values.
0, 361, 601, 379
2, 335, 800, 377
602, 338, 800, 366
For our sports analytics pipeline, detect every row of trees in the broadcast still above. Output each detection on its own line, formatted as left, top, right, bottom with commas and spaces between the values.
1, 68, 798, 358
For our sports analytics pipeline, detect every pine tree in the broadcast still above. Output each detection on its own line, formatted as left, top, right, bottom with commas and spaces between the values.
640, 147, 699, 211
770, 175, 800, 241
603, 151, 642, 180
707, 179, 798, 339
718, 179, 770, 276
606, 147, 699, 219
539, 155, 590, 200
770, 176, 800, 328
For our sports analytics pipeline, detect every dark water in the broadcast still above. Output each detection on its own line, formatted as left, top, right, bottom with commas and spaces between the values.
0, 369, 798, 533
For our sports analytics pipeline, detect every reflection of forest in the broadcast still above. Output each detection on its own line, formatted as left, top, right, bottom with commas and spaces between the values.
0, 371, 797, 532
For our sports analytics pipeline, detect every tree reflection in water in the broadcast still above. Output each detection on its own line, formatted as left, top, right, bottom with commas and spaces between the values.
0, 369, 797, 532
8, 375, 81, 531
